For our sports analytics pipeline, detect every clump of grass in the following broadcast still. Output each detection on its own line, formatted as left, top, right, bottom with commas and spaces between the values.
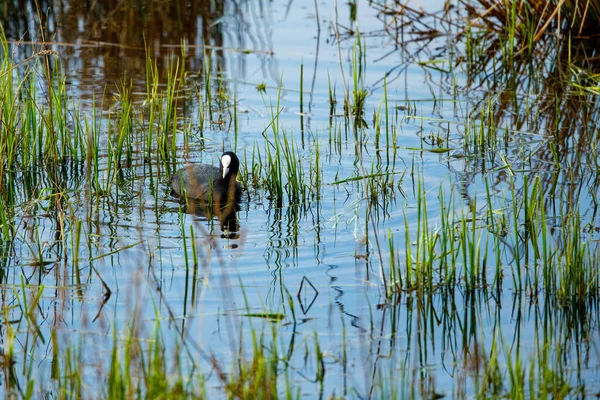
110, 81, 134, 175
385, 165, 600, 301
0, 37, 88, 175
104, 308, 202, 399
252, 81, 316, 212
343, 33, 368, 129
162, 54, 181, 165
214, 328, 281, 399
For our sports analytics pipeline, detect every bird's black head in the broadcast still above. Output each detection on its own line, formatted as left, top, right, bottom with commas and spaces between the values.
220, 151, 240, 180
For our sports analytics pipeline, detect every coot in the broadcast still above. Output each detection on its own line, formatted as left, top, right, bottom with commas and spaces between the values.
170, 151, 242, 205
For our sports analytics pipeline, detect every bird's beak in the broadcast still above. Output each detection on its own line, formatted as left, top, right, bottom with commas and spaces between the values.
222, 166, 230, 179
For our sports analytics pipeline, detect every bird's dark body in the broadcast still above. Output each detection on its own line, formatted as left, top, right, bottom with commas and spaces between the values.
170, 152, 242, 207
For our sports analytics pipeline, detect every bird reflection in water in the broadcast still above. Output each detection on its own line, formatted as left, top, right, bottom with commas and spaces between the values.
182, 199, 240, 239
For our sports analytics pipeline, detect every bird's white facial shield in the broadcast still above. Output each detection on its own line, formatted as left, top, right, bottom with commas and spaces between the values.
221, 154, 232, 179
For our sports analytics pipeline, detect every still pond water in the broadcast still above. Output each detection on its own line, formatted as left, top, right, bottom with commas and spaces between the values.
2, 0, 600, 397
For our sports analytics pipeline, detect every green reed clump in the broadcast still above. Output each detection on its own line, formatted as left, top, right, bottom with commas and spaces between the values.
0, 64, 19, 177
203, 47, 213, 124
472, 329, 503, 397
554, 210, 599, 304
462, 96, 500, 158
502, 326, 571, 399
456, 322, 573, 398
0, 195, 13, 275
264, 139, 284, 207
100, 81, 134, 194
215, 281, 300, 400
261, 130, 313, 210
162, 55, 181, 164
143, 48, 186, 170
240, 144, 263, 190
458, 197, 487, 291
483, 178, 505, 288
310, 138, 321, 200
254, 82, 315, 210
388, 181, 438, 293
493, 173, 600, 301
49, 73, 86, 161
280, 131, 306, 206
86, 96, 102, 192
386, 175, 521, 295
0, 36, 90, 181
144, 47, 160, 163
114, 82, 134, 172
344, 33, 368, 129
61, 345, 83, 398
383, 160, 599, 299
217, 328, 281, 399
105, 316, 200, 399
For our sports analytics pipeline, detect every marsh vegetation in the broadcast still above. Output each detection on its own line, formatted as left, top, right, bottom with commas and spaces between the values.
0, 0, 599, 398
